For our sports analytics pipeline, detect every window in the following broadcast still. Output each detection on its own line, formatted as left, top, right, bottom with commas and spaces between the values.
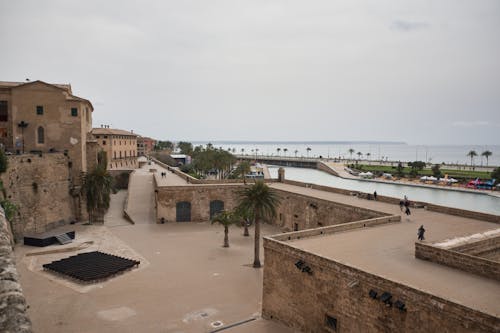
96, 135, 100, 139
71, 107, 78, 117
0, 101, 7, 121
114, 151, 116, 159
36, 105, 44, 115
103, 140, 106, 145
37, 126, 45, 144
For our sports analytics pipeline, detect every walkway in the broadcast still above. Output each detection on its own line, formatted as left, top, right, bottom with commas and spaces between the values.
125, 166, 155, 224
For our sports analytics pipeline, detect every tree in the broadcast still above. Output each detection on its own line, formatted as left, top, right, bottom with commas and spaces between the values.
348, 148, 355, 160
408, 161, 426, 177
491, 167, 500, 185
482, 150, 492, 166
235, 204, 255, 237
357, 151, 362, 160
82, 151, 113, 223
306, 147, 311, 157
154, 141, 174, 151
294, 149, 298, 157
431, 164, 442, 178
178, 141, 193, 155
238, 181, 281, 268
467, 150, 477, 167
276, 148, 281, 156
211, 210, 239, 247
283, 148, 288, 157
241, 148, 245, 155
396, 162, 404, 177
234, 161, 251, 184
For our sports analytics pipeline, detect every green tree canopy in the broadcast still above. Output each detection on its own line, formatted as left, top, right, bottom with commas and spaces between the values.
177, 141, 194, 155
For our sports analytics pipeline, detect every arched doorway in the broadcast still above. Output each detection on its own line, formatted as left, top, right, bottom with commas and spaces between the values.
209, 200, 224, 219
176, 201, 191, 222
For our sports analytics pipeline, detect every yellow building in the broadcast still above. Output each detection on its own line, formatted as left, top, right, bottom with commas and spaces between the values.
0, 80, 94, 181
91, 127, 138, 170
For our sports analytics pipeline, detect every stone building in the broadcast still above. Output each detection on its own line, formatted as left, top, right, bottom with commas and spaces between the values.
91, 127, 138, 170
0, 80, 94, 183
137, 136, 156, 156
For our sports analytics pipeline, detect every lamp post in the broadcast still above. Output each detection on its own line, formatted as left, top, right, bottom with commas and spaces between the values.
17, 121, 28, 154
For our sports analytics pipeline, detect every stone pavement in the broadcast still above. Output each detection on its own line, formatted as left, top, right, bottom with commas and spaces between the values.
125, 166, 156, 224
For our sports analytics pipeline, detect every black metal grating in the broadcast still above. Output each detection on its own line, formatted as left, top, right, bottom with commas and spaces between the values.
43, 251, 140, 283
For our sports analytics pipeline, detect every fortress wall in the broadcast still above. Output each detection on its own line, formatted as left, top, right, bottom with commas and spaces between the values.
263, 237, 499, 333
1, 154, 75, 240
415, 241, 500, 281
0, 207, 32, 332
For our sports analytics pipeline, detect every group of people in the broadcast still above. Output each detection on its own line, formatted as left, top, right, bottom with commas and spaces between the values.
399, 195, 411, 216
160, 172, 167, 178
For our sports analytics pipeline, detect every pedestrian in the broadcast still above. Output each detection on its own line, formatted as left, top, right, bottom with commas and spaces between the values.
405, 206, 411, 216
373, 191, 377, 200
417, 225, 425, 241
399, 200, 404, 212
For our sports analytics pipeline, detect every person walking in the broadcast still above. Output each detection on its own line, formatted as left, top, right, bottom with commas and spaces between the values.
417, 225, 426, 241
373, 191, 378, 200
399, 200, 404, 212
405, 206, 411, 216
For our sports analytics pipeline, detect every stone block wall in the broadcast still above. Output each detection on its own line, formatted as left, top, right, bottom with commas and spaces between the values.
1, 153, 75, 240
0, 207, 32, 332
275, 189, 387, 231
263, 238, 500, 333
155, 184, 387, 230
415, 240, 500, 281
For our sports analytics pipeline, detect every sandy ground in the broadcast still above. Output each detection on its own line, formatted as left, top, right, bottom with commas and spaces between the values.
15, 188, 295, 333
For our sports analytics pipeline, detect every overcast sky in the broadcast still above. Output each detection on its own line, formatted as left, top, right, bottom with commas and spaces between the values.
1, 0, 499, 144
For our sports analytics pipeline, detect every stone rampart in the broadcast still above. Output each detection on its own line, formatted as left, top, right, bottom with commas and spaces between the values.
2, 154, 76, 240
415, 237, 500, 281
0, 207, 32, 332
263, 237, 500, 333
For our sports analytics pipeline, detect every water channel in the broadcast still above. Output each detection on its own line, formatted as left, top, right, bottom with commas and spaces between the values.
268, 166, 500, 215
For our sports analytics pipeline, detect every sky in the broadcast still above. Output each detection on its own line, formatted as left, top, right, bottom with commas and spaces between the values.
1, 0, 499, 145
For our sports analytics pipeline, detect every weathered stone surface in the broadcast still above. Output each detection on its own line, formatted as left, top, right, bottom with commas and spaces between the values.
1, 154, 76, 240
0, 208, 32, 333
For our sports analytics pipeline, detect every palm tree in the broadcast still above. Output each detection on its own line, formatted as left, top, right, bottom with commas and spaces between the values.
211, 210, 239, 247
238, 181, 281, 268
294, 149, 298, 157
82, 151, 113, 223
357, 151, 363, 160
366, 153, 371, 164
235, 204, 255, 237
241, 148, 245, 155
306, 147, 311, 157
482, 150, 492, 166
283, 148, 288, 157
235, 161, 251, 184
467, 150, 477, 167
276, 148, 281, 156
348, 148, 355, 160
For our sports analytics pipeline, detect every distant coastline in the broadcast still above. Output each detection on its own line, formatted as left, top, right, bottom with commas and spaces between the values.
192, 140, 407, 145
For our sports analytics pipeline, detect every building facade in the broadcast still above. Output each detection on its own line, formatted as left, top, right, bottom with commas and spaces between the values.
0, 80, 94, 183
91, 127, 138, 170
137, 136, 156, 156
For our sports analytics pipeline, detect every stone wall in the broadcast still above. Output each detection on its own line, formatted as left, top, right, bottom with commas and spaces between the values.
156, 183, 387, 231
263, 237, 500, 333
275, 189, 387, 231
0, 207, 32, 332
415, 239, 500, 281
451, 235, 500, 260
1, 153, 75, 240
156, 185, 242, 223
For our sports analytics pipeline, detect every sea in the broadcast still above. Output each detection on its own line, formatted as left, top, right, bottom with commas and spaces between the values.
192, 141, 500, 167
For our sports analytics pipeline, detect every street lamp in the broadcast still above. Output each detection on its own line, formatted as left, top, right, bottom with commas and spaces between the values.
17, 121, 28, 154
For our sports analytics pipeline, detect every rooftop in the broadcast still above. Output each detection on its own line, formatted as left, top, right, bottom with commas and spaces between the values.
92, 128, 138, 137
278, 209, 500, 316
